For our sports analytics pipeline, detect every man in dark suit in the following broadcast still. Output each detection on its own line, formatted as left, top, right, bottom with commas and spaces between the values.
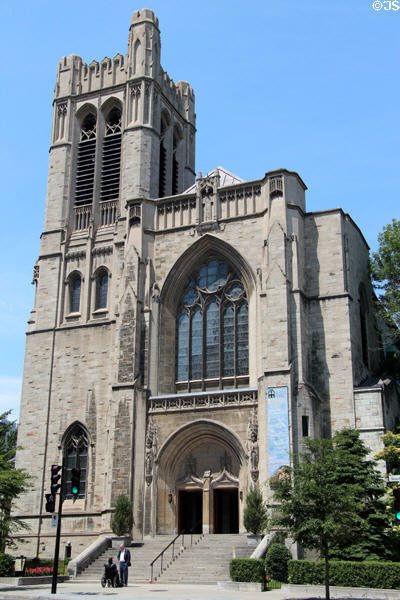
117, 543, 131, 586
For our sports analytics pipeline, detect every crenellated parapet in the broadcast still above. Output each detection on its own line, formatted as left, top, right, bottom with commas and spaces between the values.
158, 70, 195, 124
54, 55, 195, 124
55, 53, 126, 98
53, 7, 195, 131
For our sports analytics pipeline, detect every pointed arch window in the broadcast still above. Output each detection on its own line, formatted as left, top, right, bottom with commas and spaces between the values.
69, 273, 82, 313
95, 269, 109, 310
176, 259, 249, 390
64, 425, 88, 499
101, 107, 122, 202
75, 113, 97, 205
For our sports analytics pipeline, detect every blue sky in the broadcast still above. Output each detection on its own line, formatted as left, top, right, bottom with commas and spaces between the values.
0, 0, 399, 420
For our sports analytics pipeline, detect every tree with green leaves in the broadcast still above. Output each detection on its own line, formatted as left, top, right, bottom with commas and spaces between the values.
375, 430, 400, 474
243, 485, 269, 535
272, 437, 363, 600
329, 428, 392, 561
371, 218, 400, 334
111, 493, 133, 537
0, 411, 31, 552
375, 430, 400, 555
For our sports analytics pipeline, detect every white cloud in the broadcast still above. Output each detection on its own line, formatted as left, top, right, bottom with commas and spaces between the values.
0, 376, 21, 421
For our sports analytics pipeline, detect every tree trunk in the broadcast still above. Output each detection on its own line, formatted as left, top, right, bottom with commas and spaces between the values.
324, 542, 330, 600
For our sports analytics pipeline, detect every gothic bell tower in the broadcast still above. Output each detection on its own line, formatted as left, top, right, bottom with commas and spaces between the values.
15, 9, 196, 555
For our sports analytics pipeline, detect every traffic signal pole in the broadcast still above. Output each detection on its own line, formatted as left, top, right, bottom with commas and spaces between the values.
51, 468, 64, 594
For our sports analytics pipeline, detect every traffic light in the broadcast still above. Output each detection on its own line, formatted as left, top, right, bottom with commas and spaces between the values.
45, 493, 55, 513
71, 467, 81, 499
51, 465, 62, 496
393, 487, 400, 521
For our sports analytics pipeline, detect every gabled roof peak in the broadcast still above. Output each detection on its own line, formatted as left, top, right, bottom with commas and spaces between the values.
183, 166, 244, 194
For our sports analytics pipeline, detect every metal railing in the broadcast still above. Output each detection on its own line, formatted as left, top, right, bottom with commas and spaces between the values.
150, 521, 203, 582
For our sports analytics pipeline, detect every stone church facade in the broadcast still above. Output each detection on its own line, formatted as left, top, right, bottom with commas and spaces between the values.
15, 9, 399, 558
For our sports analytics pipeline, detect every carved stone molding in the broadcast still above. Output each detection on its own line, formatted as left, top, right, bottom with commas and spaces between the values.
57, 102, 67, 116
66, 250, 86, 261
131, 83, 141, 97
92, 246, 113, 257
219, 184, 261, 203
195, 221, 225, 236
149, 388, 257, 413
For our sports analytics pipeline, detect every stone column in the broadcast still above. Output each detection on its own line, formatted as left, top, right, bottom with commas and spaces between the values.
202, 471, 212, 534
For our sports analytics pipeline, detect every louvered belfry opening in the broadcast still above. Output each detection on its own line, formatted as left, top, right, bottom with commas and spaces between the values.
101, 107, 122, 201
172, 154, 179, 196
159, 142, 167, 198
159, 116, 168, 198
172, 127, 180, 196
75, 114, 97, 205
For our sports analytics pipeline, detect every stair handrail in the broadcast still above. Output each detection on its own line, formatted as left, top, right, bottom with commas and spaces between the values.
149, 520, 203, 582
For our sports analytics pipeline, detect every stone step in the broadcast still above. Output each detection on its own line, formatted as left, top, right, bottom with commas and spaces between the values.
152, 534, 251, 583
77, 534, 252, 584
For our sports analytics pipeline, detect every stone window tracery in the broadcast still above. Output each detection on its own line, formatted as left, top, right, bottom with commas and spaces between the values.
64, 425, 88, 499
176, 259, 248, 390
101, 107, 122, 201
75, 113, 97, 206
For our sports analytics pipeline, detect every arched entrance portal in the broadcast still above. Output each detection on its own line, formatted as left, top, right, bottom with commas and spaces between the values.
156, 420, 247, 534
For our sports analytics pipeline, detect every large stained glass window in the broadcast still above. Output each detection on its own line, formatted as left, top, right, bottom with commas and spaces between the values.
64, 426, 88, 500
176, 259, 248, 389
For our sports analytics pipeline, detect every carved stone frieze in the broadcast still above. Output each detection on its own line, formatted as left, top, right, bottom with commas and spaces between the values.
149, 388, 257, 413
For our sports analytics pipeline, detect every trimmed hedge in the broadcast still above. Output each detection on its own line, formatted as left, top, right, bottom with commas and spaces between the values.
25, 558, 53, 569
288, 559, 400, 590
265, 543, 292, 583
0, 554, 15, 576
229, 558, 265, 583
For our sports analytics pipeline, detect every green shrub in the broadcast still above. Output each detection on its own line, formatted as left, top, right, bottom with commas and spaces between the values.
243, 486, 268, 534
111, 494, 133, 536
288, 559, 400, 589
229, 558, 265, 583
25, 558, 53, 569
0, 553, 15, 576
264, 543, 292, 583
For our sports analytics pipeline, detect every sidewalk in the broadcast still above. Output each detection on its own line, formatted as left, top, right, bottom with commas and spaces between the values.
0, 580, 398, 600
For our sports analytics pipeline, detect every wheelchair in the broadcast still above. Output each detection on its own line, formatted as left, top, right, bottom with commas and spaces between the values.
101, 563, 120, 588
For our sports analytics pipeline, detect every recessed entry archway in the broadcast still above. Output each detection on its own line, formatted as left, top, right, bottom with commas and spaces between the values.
156, 420, 248, 534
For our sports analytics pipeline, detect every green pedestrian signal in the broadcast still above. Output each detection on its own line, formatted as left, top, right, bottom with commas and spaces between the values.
394, 487, 400, 521
71, 467, 81, 499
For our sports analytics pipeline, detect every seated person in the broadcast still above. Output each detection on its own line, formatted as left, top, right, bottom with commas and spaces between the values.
103, 557, 120, 586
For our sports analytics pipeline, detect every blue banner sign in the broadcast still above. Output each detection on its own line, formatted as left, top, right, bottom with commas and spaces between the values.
267, 386, 290, 477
